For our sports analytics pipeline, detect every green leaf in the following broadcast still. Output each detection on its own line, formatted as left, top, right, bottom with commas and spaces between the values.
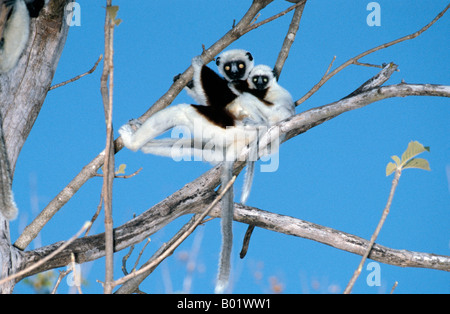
386, 162, 397, 176
116, 164, 126, 175
391, 155, 401, 165
401, 141, 429, 166
402, 158, 431, 171
106, 6, 122, 25
106, 5, 119, 19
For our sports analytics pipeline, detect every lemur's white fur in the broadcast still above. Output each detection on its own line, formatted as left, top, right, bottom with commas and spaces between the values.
119, 52, 295, 294
0, 0, 49, 73
0, 0, 30, 73
245, 64, 295, 125
120, 52, 258, 295
216, 49, 254, 82
233, 64, 295, 205
120, 104, 258, 162
185, 49, 254, 106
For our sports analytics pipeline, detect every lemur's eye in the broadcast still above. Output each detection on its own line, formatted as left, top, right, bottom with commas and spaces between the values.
225, 65, 231, 71
253, 77, 258, 83
263, 77, 268, 83
238, 63, 245, 69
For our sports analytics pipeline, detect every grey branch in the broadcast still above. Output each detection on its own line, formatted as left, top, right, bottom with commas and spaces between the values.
274, 0, 306, 78
6, 1, 450, 293
14, 0, 276, 251
16, 82, 450, 282
19, 189, 450, 282
0, 112, 17, 220
0, 0, 72, 293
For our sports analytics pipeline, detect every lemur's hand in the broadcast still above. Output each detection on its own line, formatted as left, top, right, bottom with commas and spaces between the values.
191, 55, 204, 69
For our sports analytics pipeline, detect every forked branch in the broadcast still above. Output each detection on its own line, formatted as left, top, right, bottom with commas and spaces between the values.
296, 3, 450, 105
17, 82, 450, 281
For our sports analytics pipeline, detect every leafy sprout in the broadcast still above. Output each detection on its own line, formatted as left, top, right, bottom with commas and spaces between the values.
386, 141, 430, 176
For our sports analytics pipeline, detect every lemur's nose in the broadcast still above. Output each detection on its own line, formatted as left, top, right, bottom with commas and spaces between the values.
231, 63, 238, 73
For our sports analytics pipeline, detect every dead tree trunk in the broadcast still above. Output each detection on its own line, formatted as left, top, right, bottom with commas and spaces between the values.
0, 0, 71, 294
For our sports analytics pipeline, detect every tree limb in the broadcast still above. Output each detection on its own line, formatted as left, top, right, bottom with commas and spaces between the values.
14, 0, 279, 251
296, 2, 450, 106
100, 0, 115, 294
0, 0, 72, 173
15, 1, 449, 253
19, 191, 450, 282
0, 0, 72, 293
241, 0, 307, 258
16, 83, 450, 281
273, 0, 307, 78
209, 203, 450, 272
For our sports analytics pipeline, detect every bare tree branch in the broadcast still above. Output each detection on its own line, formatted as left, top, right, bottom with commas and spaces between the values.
16, 83, 450, 281
241, 0, 307, 258
14, 0, 279, 251
296, 2, 450, 106
273, 0, 307, 78
49, 55, 103, 91
19, 188, 450, 282
6, 1, 449, 295
100, 0, 115, 295
1, 0, 72, 173
344, 169, 401, 294
0, 221, 91, 287
0, 0, 72, 293
242, 0, 306, 36
112, 176, 236, 291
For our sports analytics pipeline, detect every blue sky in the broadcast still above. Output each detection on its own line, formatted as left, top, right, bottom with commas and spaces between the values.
10, 1, 449, 294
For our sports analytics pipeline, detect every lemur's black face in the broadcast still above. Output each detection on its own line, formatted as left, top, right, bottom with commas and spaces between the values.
251, 75, 270, 90
223, 61, 247, 81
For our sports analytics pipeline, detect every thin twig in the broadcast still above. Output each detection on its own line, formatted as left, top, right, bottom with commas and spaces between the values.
343, 169, 402, 294
51, 252, 79, 294
239, 224, 255, 258
0, 221, 91, 286
390, 281, 399, 294
117, 214, 205, 293
244, 0, 306, 34
17, 83, 450, 284
49, 55, 103, 90
84, 194, 103, 237
121, 238, 135, 276
296, 3, 450, 106
94, 167, 143, 178
100, 0, 115, 295
132, 238, 151, 273
13, 0, 276, 251
112, 176, 236, 289
249, 13, 261, 26
341, 62, 398, 100
273, 1, 307, 78
51, 269, 71, 294
353, 60, 384, 69
240, 1, 307, 257
323, 55, 336, 77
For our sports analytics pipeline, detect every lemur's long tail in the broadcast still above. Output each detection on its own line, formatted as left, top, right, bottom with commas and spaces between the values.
215, 160, 234, 294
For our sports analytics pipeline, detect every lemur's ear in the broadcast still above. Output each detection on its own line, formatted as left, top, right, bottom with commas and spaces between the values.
272, 69, 280, 81
246, 51, 253, 61
215, 57, 221, 66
